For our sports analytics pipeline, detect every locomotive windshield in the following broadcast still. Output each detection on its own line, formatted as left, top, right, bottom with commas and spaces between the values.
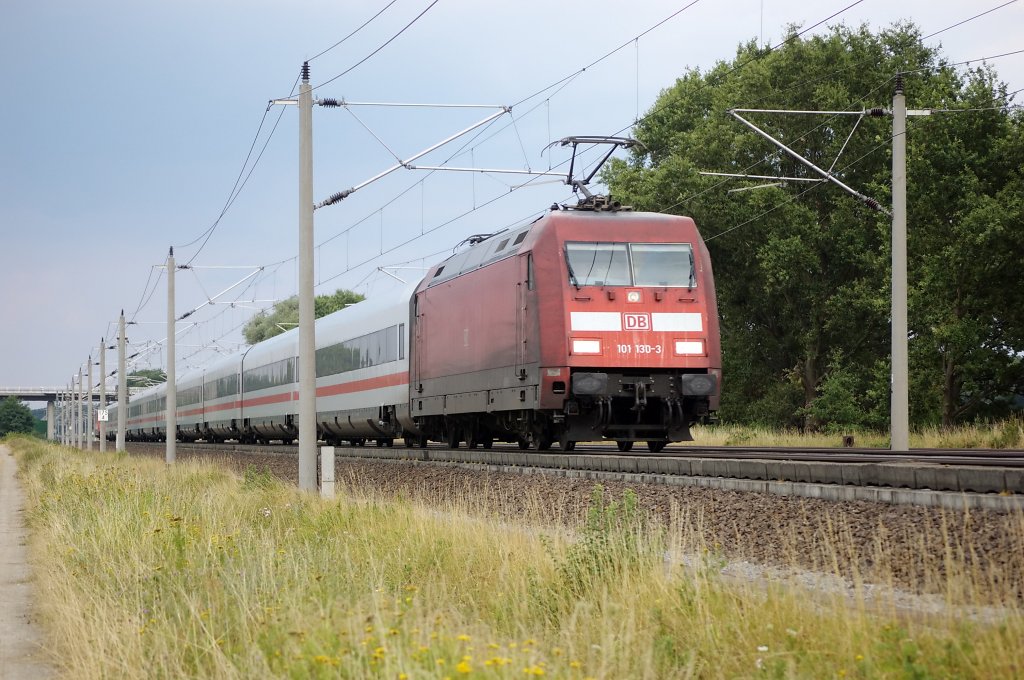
565, 242, 695, 287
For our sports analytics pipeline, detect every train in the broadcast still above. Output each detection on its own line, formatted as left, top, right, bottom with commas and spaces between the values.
111, 200, 721, 452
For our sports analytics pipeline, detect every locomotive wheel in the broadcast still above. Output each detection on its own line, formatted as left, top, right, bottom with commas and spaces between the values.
558, 432, 576, 451
646, 441, 667, 453
533, 437, 553, 451
517, 439, 530, 450
616, 440, 634, 452
466, 431, 492, 450
446, 428, 461, 449
418, 435, 429, 448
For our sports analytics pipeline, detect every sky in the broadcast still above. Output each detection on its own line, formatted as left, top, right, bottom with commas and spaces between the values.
1, 0, 1022, 391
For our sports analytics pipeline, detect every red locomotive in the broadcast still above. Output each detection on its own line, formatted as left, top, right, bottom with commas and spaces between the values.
410, 200, 720, 452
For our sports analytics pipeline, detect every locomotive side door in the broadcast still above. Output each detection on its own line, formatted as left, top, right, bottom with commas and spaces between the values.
514, 253, 533, 379
412, 292, 424, 390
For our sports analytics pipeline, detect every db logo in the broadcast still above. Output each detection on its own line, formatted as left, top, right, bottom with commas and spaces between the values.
623, 313, 651, 330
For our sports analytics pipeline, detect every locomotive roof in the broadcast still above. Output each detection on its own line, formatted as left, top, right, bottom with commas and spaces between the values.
426, 209, 697, 287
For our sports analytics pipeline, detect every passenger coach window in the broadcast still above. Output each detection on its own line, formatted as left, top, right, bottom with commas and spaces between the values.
243, 357, 296, 392
565, 242, 695, 288
316, 325, 401, 378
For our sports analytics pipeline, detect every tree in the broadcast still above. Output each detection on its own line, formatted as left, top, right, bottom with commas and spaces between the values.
243, 289, 365, 344
605, 23, 1024, 430
903, 69, 1024, 425
0, 396, 36, 437
128, 369, 166, 387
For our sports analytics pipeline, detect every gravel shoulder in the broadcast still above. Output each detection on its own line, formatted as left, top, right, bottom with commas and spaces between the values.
0, 444, 52, 680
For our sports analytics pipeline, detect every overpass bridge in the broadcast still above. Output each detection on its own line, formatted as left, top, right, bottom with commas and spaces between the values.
1, 385, 145, 441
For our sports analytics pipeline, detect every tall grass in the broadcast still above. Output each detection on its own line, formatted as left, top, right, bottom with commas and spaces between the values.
690, 416, 1024, 449
11, 437, 1024, 678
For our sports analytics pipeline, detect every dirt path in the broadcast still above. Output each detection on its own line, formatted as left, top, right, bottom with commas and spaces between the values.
0, 445, 52, 679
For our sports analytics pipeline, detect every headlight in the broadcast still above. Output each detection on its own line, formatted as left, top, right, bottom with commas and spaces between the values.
571, 339, 601, 355
674, 340, 704, 355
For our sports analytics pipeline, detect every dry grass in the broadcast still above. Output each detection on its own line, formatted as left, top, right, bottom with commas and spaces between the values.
10, 436, 1024, 678
687, 417, 1024, 449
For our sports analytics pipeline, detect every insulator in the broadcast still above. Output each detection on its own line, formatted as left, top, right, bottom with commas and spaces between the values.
864, 197, 882, 212
867, 107, 887, 117
301, 61, 310, 82
319, 98, 341, 108
322, 190, 348, 207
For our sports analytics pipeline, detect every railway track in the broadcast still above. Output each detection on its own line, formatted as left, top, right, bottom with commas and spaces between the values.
123, 440, 1024, 465
122, 440, 1024, 510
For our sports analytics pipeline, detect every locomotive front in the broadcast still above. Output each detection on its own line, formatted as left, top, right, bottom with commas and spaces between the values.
534, 209, 721, 451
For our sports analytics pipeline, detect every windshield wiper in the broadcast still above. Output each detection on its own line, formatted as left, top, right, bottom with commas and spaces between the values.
688, 250, 696, 289
566, 256, 581, 290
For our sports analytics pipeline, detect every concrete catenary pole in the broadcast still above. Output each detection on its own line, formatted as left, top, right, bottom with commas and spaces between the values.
87, 354, 94, 451
891, 75, 910, 452
166, 247, 176, 464
65, 386, 71, 445
117, 311, 127, 452
61, 388, 67, 445
46, 399, 55, 441
67, 388, 72, 445
99, 337, 107, 452
298, 61, 317, 491
76, 367, 83, 449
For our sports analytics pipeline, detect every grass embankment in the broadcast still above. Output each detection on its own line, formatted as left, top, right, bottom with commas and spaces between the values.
690, 417, 1024, 449
10, 436, 1024, 678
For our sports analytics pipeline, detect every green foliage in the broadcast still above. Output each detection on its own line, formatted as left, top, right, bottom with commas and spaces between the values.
550, 485, 655, 599
803, 355, 867, 433
242, 289, 365, 344
605, 23, 1024, 430
128, 369, 166, 387
241, 464, 278, 491
0, 396, 36, 437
